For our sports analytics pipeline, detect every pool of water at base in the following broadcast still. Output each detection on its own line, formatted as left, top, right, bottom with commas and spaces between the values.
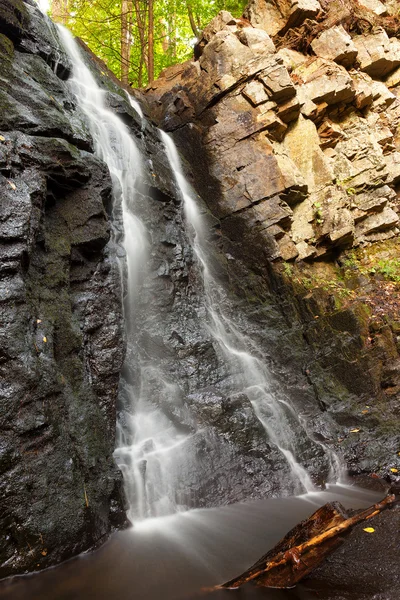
0, 484, 382, 600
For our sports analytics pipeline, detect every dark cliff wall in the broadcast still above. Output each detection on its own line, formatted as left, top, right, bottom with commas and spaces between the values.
0, 0, 128, 577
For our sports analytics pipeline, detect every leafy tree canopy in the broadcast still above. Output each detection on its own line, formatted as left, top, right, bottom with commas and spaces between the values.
47, 0, 247, 87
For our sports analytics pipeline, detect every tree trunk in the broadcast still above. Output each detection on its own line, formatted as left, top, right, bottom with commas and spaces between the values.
121, 0, 132, 84
134, 0, 148, 83
148, 0, 154, 82
187, 2, 200, 38
206, 494, 396, 590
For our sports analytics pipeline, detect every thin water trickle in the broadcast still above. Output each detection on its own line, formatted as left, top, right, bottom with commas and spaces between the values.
125, 91, 144, 120
160, 130, 342, 494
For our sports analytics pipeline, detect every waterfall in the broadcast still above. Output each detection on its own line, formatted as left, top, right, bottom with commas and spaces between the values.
58, 26, 203, 522
160, 132, 322, 494
59, 25, 342, 524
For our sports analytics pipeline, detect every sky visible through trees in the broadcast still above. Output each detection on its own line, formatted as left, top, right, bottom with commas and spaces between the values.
47, 0, 247, 87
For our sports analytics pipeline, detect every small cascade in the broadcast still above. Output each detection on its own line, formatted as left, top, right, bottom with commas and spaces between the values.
160, 131, 342, 494
125, 91, 144, 120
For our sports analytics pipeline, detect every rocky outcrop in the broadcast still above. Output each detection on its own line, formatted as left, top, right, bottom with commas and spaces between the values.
0, 0, 128, 577
142, 0, 400, 485
144, 3, 400, 263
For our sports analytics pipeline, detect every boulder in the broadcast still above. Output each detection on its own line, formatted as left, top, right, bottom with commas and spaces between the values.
277, 48, 308, 71
242, 80, 270, 105
276, 96, 301, 123
327, 208, 355, 248
243, 0, 321, 36
355, 206, 399, 239
294, 58, 355, 106
386, 66, 400, 89
354, 29, 400, 79
258, 56, 296, 103
358, 0, 388, 16
273, 146, 308, 205
236, 26, 276, 54
283, 115, 333, 193
371, 80, 397, 111
277, 233, 299, 260
257, 107, 288, 141
243, 0, 286, 36
311, 26, 358, 68
351, 71, 374, 110
384, 151, 400, 185
296, 240, 317, 260
291, 196, 316, 244
351, 185, 394, 222
318, 120, 345, 150
194, 10, 237, 57
251, 195, 293, 230
285, 0, 322, 29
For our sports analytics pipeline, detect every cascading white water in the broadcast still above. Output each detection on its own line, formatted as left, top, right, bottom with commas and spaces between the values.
60, 24, 343, 523
58, 27, 202, 522
160, 131, 343, 494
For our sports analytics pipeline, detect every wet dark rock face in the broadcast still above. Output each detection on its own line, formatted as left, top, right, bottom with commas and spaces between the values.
1, 0, 399, 582
0, 0, 128, 577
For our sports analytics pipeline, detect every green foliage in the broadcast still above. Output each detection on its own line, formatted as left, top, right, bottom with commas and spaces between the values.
312, 200, 324, 224
282, 262, 293, 278
342, 250, 400, 285
300, 274, 354, 299
375, 258, 400, 283
49, 0, 247, 87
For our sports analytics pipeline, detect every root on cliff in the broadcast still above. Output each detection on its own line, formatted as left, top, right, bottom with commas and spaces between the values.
273, 0, 400, 53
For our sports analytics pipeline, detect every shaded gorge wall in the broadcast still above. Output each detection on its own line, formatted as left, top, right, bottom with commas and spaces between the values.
1, 0, 400, 579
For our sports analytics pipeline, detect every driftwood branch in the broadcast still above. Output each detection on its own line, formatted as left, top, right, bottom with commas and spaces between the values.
205, 494, 396, 591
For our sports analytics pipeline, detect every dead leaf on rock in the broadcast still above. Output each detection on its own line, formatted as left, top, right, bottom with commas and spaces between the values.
7, 180, 16, 190
363, 527, 375, 533
350, 428, 360, 433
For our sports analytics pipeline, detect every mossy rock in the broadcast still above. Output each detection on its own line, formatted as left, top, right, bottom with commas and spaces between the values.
0, 0, 28, 44
0, 33, 14, 58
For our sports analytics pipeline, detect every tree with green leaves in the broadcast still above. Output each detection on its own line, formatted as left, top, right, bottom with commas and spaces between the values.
49, 0, 247, 87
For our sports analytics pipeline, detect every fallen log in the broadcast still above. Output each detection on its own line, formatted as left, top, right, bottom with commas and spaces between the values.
208, 493, 396, 591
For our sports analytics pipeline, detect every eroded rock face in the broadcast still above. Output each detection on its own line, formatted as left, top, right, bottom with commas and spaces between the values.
1, 0, 327, 578
0, 0, 129, 578
144, 4, 400, 264
143, 1, 400, 488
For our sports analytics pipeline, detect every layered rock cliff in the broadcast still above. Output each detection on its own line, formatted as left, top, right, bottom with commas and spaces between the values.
143, 0, 400, 484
